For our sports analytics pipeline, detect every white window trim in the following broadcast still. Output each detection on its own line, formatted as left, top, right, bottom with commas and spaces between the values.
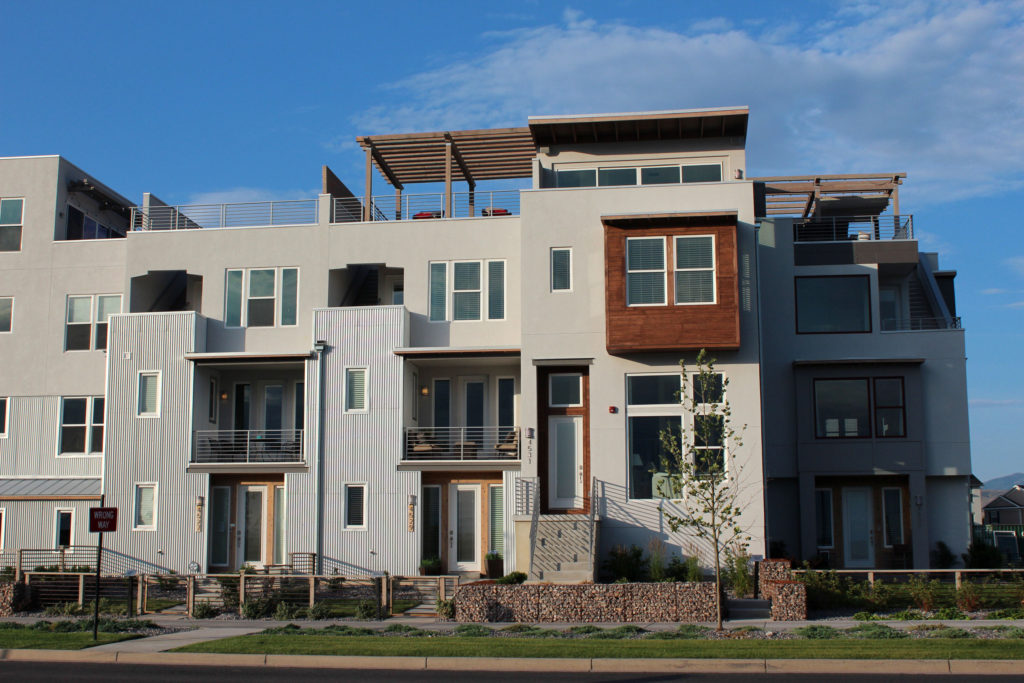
137, 371, 161, 418
882, 487, 904, 548
53, 508, 75, 548
550, 247, 573, 293
674, 234, 717, 306
343, 367, 368, 414
132, 482, 158, 531
64, 294, 122, 352
0, 508, 5, 550
553, 162, 726, 188
247, 268, 277, 327
209, 377, 218, 424
224, 267, 300, 328
0, 397, 8, 438
681, 161, 724, 183
0, 197, 24, 251
548, 373, 583, 408
451, 260, 483, 322
815, 488, 835, 549
0, 296, 12, 333
429, 259, 507, 323
343, 482, 368, 530
625, 236, 667, 307
57, 396, 103, 457
488, 483, 504, 554
486, 259, 507, 321
428, 261, 448, 323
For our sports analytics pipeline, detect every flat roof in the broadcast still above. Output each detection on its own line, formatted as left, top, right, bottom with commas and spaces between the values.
185, 352, 311, 363
394, 346, 520, 359
529, 107, 748, 146
750, 173, 907, 218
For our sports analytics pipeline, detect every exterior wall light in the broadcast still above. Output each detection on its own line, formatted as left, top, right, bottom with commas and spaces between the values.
420, 385, 429, 396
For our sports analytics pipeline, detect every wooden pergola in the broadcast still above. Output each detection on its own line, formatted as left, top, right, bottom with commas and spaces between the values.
356, 128, 535, 221
749, 173, 907, 218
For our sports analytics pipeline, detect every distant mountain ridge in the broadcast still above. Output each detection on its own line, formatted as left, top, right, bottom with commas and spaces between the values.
984, 473, 1024, 491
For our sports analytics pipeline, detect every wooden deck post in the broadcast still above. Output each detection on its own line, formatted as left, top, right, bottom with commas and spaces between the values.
363, 148, 373, 222
955, 571, 963, 590
867, 571, 875, 587
444, 142, 453, 218
309, 576, 315, 608
78, 574, 85, 606
439, 576, 446, 602
239, 573, 246, 615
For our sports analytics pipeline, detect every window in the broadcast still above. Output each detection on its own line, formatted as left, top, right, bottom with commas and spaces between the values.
549, 373, 582, 407
551, 248, 572, 292
429, 262, 447, 322
874, 378, 906, 438
641, 166, 680, 185
345, 484, 366, 528
0, 508, 5, 550
882, 488, 903, 547
553, 164, 724, 188
487, 261, 505, 320
626, 237, 666, 306
208, 378, 218, 424
0, 198, 23, 251
598, 167, 638, 186
65, 294, 121, 351
497, 378, 515, 427
693, 372, 725, 404
133, 484, 157, 530
555, 169, 596, 188
224, 267, 299, 327
629, 414, 681, 499
682, 164, 723, 183
0, 297, 11, 332
674, 236, 715, 304
452, 262, 481, 321
294, 381, 305, 429
59, 396, 103, 454
0, 397, 7, 437
65, 205, 124, 240
345, 368, 367, 412
273, 485, 286, 565
815, 489, 834, 548
796, 276, 871, 333
429, 259, 506, 322
489, 484, 504, 555
392, 283, 404, 305
137, 372, 160, 417
814, 379, 870, 438
628, 374, 681, 405
54, 509, 73, 548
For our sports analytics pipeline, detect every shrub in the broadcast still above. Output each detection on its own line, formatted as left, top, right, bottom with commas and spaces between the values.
306, 601, 329, 620
906, 575, 941, 612
419, 557, 442, 576
795, 625, 840, 639
603, 544, 648, 582
932, 541, 957, 569
962, 541, 1003, 569
192, 601, 219, 619
568, 624, 602, 635
495, 571, 527, 585
847, 623, 908, 639
43, 602, 82, 617
890, 609, 924, 621
934, 606, 968, 620
454, 624, 492, 637
666, 555, 703, 582
723, 550, 753, 598
274, 602, 304, 621
927, 627, 974, 639
853, 611, 881, 621
955, 580, 981, 612
499, 624, 541, 634
647, 539, 668, 582
989, 608, 1024, 620
435, 598, 455, 620
588, 625, 646, 639
354, 600, 381, 620
798, 569, 864, 609
485, 551, 502, 561
241, 597, 279, 619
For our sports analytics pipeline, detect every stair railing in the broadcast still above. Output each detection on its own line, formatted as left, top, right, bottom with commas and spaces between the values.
587, 477, 599, 579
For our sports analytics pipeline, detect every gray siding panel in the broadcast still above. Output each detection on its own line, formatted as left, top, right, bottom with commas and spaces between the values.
0, 500, 96, 552
0, 397, 102, 478
282, 356, 320, 562
0, 477, 100, 497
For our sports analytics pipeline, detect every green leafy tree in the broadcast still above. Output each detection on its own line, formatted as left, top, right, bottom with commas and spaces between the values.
656, 349, 751, 631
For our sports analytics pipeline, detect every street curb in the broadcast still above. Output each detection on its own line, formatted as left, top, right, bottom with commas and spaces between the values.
5, 649, 1024, 674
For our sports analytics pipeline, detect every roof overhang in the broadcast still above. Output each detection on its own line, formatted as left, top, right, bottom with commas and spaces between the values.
395, 347, 520, 360
750, 173, 907, 218
602, 210, 738, 229
529, 107, 749, 146
793, 358, 925, 366
67, 179, 133, 220
185, 352, 311, 364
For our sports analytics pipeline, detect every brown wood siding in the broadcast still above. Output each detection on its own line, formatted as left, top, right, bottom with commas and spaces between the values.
815, 475, 911, 570
537, 366, 590, 515
604, 221, 740, 353
422, 472, 503, 573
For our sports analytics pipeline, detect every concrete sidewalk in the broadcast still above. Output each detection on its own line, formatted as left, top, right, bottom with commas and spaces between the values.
87, 626, 263, 653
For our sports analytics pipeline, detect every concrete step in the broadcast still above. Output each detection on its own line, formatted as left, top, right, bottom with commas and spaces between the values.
536, 569, 593, 584
725, 598, 770, 619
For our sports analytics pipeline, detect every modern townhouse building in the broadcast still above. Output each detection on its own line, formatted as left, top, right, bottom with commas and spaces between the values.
0, 107, 973, 578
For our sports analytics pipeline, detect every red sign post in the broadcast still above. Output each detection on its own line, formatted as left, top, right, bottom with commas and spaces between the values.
89, 504, 116, 639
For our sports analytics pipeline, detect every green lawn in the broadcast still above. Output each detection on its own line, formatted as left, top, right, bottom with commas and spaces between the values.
176, 634, 1024, 659
0, 631, 139, 650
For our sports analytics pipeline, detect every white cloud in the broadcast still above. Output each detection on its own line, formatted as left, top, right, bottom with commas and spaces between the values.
971, 398, 1024, 407
350, 1, 1024, 204
1007, 301, 1024, 308
187, 187, 316, 205
690, 17, 733, 33
1008, 257, 1024, 277
982, 288, 1008, 295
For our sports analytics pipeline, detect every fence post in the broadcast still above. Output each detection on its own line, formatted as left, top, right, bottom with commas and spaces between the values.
388, 576, 394, 617
16, 550, 23, 582
137, 575, 145, 615
867, 572, 875, 588
78, 574, 85, 607
955, 571, 963, 590
439, 576, 446, 602
187, 576, 195, 617
239, 573, 246, 615
60, 547, 66, 572
127, 577, 134, 617
309, 576, 315, 609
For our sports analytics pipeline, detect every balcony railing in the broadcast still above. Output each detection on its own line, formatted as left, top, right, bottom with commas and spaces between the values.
881, 316, 962, 331
192, 429, 304, 465
793, 215, 913, 242
404, 427, 520, 462
333, 190, 520, 223
131, 200, 319, 231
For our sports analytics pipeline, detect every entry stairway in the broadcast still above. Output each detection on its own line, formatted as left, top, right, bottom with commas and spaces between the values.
529, 514, 600, 583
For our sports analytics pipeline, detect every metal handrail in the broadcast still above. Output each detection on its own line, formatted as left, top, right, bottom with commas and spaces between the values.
404, 426, 520, 461
793, 214, 913, 242
131, 200, 319, 231
192, 429, 304, 464
881, 316, 963, 331
332, 190, 521, 223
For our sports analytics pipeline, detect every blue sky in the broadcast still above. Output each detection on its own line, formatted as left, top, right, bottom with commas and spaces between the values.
2, 1, 1021, 480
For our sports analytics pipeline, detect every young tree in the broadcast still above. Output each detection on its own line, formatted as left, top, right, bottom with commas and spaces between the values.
656, 349, 750, 631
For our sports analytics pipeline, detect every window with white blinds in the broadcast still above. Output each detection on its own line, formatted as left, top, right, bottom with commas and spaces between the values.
487, 261, 505, 320
429, 262, 447, 322
137, 372, 160, 417
551, 248, 572, 291
626, 237, 666, 305
489, 485, 504, 554
453, 262, 481, 321
674, 235, 716, 304
430, 259, 506, 322
133, 484, 156, 529
345, 368, 367, 412
345, 484, 366, 528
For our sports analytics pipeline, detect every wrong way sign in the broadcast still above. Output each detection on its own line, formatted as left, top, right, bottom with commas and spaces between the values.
89, 507, 118, 533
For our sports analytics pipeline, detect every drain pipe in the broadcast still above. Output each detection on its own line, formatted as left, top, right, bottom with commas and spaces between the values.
313, 339, 329, 574
753, 221, 771, 561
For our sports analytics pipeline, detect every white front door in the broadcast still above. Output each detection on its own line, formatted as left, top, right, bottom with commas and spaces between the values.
237, 485, 267, 568
448, 484, 480, 572
548, 415, 583, 509
843, 487, 875, 568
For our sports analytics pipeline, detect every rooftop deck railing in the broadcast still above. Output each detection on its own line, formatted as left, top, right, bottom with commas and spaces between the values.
881, 316, 963, 331
192, 429, 304, 465
793, 214, 913, 242
131, 200, 319, 231
333, 190, 520, 223
404, 426, 520, 462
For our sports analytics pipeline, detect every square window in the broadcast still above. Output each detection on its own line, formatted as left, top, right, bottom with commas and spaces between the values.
796, 276, 871, 333
345, 368, 367, 412
551, 248, 572, 292
814, 379, 870, 438
345, 484, 366, 528
134, 484, 157, 529
138, 372, 160, 417
549, 374, 582, 407
692, 373, 725, 404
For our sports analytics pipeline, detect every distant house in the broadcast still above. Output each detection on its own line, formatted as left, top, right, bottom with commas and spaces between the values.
983, 486, 1024, 525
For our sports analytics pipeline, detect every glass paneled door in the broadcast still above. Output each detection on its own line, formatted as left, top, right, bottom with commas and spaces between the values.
548, 416, 583, 508
843, 487, 875, 568
448, 484, 480, 572
237, 485, 267, 568
460, 377, 486, 446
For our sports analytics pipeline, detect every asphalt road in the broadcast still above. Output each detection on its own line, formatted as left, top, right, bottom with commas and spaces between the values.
0, 663, 1018, 683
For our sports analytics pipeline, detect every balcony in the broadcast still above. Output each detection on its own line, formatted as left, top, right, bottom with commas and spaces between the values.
881, 316, 962, 332
131, 200, 319, 231
333, 190, 520, 223
794, 215, 913, 242
399, 427, 521, 471
189, 429, 306, 472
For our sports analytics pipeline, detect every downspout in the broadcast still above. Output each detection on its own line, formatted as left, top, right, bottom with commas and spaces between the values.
313, 341, 328, 574
754, 221, 771, 560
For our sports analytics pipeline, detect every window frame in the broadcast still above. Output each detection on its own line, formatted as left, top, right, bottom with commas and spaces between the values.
428, 261, 448, 322
548, 373, 583, 408
0, 197, 24, 252
224, 267, 300, 328
53, 508, 74, 548
64, 294, 121, 352
813, 378, 872, 439
873, 377, 906, 439
344, 367, 368, 414
882, 487, 904, 547
0, 397, 7, 438
0, 508, 5, 550
692, 375, 727, 477
0, 296, 12, 333
550, 247, 573, 292
488, 483, 504, 555
681, 162, 724, 183
137, 371, 162, 418
625, 236, 667, 307
815, 488, 835, 549
58, 396, 103, 456
795, 274, 872, 334
673, 235, 717, 306
429, 259, 507, 323
486, 259, 506, 321
344, 483, 367, 530
452, 260, 483, 322
132, 482, 158, 531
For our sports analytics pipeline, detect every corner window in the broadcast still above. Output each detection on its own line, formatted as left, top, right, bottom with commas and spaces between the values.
59, 396, 103, 455
54, 509, 74, 548
0, 397, 8, 437
345, 484, 366, 528
814, 379, 870, 438
796, 276, 871, 333
65, 294, 121, 351
137, 372, 161, 417
0, 198, 23, 251
0, 297, 11, 332
674, 236, 715, 305
345, 368, 367, 412
874, 378, 906, 438
882, 488, 904, 547
815, 489, 834, 548
65, 205, 124, 240
133, 483, 157, 530
551, 248, 572, 292
224, 267, 299, 328
626, 237, 666, 306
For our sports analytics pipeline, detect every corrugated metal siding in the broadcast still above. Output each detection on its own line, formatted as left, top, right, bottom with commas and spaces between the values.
502, 469, 519, 572
103, 312, 207, 573
282, 356, 320, 561
313, 306, 415, 576
0, 500, 97, 552
0, 397, 102, 478
0, 477, 100, 497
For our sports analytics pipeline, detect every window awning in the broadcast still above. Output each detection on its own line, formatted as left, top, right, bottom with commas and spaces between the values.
185, 352, 312, 364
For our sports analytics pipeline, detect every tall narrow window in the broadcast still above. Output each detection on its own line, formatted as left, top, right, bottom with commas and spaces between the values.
0, 198, 23, 251
280, 268, 298, 326
137, 372, 160, 417
0, 297, 12, 332
345, 368, 367, 412
294, 382, 304, 430
489, 484, 504, 555
65, 296, 93, 351
0, 397, 7, 437
90, 397, 104, 454
815, 489, 834, 548
59, 397, 88, 454
551, 248, 572, 292
626, 237, 666, 305
133, 484, 156, 530
433, 379, 450, 428
273, 485, 286, 564
429, 262, 447, 322
883, 488, 904, 546
345, 484, 366, 528
54, 510, 73, 548
208, 378, 218, 423
422, 485, 441, 560
247, 269, 276, 327
497, 378, 515, 427
694, 415, 724, 475
674, 235, 715, 304
94, 295, 121, 350
452, 261, 481, 321
225, 270, 243, 327
235, 384, 251, 430
487, 260, 505, 320
874, 378, 906, 438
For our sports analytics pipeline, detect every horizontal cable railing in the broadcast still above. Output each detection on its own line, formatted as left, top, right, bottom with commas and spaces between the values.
793, 214, 913, 242
131, 200, 319, 231
332, 190, 521, 223
452, 190, 520, 218
404, 426, 520, 461
192, 429, 304, 464
514, 476, 540, 516
881, 316, 962, 331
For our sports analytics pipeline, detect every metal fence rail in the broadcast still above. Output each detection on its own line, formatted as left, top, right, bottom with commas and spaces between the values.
404, 426, 520, 462
192, 429, 304, 464
131, 200, 319, 231
793, 214, 913, 242
332, 190, 521, 223
881, 316, 963, 331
